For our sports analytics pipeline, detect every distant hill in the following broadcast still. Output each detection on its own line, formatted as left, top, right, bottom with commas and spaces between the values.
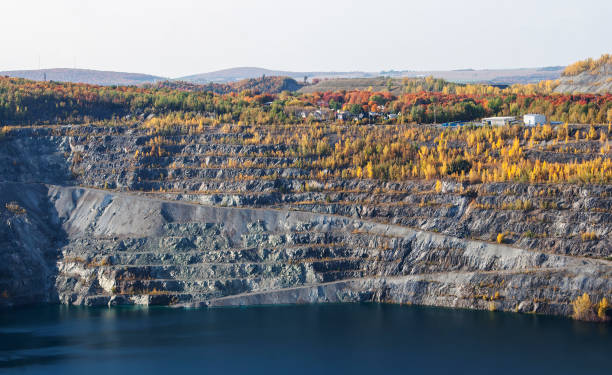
147, 76, 303, 94
181, 66, 563, 85
554, 54, 612, 94
0, 65, 567, 88
383, 67, 564, 84
299, 77, 406, 94
0, 68, 166, 86
179, 67, 373, 84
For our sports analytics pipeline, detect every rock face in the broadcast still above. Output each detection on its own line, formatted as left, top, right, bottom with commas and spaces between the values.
554, 64, 612, 94
0, 126, 611, 319
9, 185, 609, 317
0, 183, 64, 306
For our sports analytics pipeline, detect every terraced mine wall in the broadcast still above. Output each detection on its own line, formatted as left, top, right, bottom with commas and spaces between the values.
0, 125, 611, 319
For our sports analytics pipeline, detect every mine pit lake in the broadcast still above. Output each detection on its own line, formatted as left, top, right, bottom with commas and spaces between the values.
1, 303, 610, 374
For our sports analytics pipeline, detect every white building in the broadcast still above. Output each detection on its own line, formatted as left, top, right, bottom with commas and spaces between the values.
481, 116, 518, 126
523, 114, 546, 126
336, 111, 351, 121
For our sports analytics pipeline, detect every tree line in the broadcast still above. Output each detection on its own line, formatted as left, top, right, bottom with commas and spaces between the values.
1, 76, 611, 126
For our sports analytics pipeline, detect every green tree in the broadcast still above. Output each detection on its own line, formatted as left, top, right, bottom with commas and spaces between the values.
349, 104, 363, 115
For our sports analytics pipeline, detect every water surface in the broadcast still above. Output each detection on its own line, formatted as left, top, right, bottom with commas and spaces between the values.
1, 304, 610, 374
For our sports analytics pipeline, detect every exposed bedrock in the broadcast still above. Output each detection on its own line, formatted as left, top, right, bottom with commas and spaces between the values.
0, 183, 65, 307
0, 126, 610, 318
5, 184, 603, 317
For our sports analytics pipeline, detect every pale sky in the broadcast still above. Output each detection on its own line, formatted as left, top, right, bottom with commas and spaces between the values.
1, 0, 610, 77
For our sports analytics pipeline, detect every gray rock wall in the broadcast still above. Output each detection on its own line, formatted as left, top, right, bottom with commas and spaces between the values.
0, 126, 610, 319
554, 65, 612, 93
48, 186, 612, 317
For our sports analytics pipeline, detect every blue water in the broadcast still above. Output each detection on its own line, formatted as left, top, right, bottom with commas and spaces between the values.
1, 304, 610, 374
